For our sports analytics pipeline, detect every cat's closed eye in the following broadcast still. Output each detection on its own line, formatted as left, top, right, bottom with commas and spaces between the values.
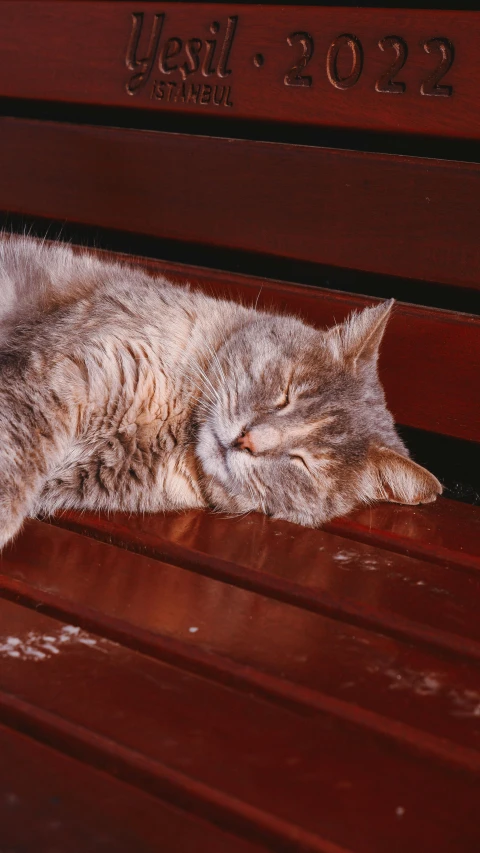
274, 385, 291, 410
289, 453, 310, 473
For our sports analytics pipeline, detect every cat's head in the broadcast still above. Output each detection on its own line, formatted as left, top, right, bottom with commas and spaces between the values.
194, 299, 441, 526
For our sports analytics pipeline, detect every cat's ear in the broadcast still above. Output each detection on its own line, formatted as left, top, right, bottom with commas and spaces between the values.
363, 446, 442, 506
327, 299, 394, 369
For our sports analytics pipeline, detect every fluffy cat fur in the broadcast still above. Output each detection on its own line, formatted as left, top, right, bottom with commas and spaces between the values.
0, 234, 441, 548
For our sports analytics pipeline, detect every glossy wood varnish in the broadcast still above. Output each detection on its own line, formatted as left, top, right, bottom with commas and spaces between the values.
1, 119, 480, 292
2, 503, 480, 851
0, 724, 261, 853
3, 515, 480, 755
0, 3, 478, 140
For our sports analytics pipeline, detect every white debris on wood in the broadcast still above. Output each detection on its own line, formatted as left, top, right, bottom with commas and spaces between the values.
0, 624, 104, 661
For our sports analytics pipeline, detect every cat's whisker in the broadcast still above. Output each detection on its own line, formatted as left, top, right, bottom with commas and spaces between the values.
183, 363, 218, 407
185, 376, 215, 405
183, 355, 221, 404
205, 343, 227, 386
195, 366, 221, 404
222, 508, 254, 521
253, 286, 263, 312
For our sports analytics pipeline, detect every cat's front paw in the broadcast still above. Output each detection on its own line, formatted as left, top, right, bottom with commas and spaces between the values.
409, 476, 443, 505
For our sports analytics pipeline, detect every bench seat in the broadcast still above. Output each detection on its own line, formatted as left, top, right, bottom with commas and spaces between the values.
1, 492, 480, 852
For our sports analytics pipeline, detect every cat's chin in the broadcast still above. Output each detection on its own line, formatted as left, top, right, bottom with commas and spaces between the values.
197, 423, 244, 478
196, 424, 228, 481
198, 456, 258, 517
195, 424, 259, 514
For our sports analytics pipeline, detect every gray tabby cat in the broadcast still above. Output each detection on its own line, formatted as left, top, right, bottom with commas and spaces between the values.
0, 234, 441, 548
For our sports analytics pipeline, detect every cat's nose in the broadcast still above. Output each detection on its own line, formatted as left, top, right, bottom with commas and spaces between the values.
232, 431, 256, 454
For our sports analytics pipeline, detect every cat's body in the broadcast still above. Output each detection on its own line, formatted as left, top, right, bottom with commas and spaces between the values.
0, 234, 441, 548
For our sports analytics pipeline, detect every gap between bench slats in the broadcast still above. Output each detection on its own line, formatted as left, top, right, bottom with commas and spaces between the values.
48, 510, 480, 663
0, 3, 478, 141
1, 118, 480, 293
1, 518, 480, 766
0, 597, 479, 853
327, 498, 480, 571
0, 723, 261, 853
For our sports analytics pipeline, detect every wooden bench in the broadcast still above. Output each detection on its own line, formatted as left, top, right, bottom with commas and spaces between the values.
1, 2, 480, 851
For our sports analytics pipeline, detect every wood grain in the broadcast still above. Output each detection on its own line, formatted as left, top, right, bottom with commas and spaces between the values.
2, 517, 480, 762
1, 596, 480, 853
2, 118, 480, 290
0, 723, 262, 853
0, 3, 479, 139
49, 508, 480, 664
328, 497, 480, 572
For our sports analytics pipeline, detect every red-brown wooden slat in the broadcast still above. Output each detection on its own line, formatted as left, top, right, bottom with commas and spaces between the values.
52, 510, 480, 661
1, 597, 480, 853
0, 695, 357, 853
327, 498, 480, 572
2, 118, 480, 293
2, 519, 480, 759
0, 723, 263, 853
105, 251, 480, 443
0, 3, 479, 140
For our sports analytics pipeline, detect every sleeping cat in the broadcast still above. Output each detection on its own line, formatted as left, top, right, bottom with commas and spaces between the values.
0, 234, 441, 548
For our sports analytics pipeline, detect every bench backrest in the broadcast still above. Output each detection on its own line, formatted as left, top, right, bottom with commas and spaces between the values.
0, 0, 479, 501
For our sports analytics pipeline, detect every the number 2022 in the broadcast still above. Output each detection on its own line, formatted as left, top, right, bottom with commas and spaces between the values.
284, 32, 454, 97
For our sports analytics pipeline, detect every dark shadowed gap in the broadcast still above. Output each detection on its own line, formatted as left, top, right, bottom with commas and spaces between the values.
161, 0, 480, 7
397, 427, 480, 506
1, 214, 479, 316
2, 97, 480, 163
